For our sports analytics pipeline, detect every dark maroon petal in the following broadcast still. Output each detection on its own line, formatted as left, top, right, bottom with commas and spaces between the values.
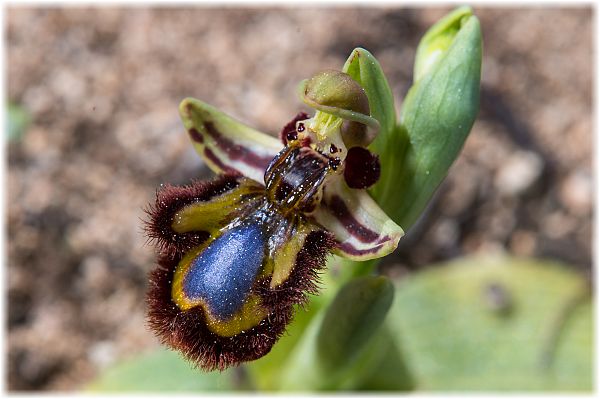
279, 112, 310, 145
343, 146, 381, 189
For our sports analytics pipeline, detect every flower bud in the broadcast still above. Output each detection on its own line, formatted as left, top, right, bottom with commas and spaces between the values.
414, 6, 474, 82
370, 7, 482, 231
277, 276, 394, 390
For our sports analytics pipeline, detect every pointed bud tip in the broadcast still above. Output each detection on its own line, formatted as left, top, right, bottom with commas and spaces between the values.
414, 7, 476, 81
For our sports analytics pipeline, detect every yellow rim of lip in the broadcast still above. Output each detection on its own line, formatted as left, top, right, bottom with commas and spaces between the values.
171, 235, 269, 338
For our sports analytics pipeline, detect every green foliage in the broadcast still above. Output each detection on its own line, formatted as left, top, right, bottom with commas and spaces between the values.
386, 256, 592, 391
363, 7, 482, 231
86, 349, 236, 392
91, 256, 591, 393
413, 6, 474, 82
393, 11, 481, 230
7, 102, 30, 141
277, 276, 396, 391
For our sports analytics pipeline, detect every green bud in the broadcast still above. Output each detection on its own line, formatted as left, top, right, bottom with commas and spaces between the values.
278, 276, 394, 390
414, 6, 474, 82
316, 275, 394, 369
371, 7, 482, 231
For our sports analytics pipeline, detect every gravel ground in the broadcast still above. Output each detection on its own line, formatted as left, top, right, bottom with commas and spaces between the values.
6, 6, 592, 391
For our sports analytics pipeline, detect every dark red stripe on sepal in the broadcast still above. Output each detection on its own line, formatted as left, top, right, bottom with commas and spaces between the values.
325, 195, 381, 243
338, 241, 386, 257
203, 121, 275, 170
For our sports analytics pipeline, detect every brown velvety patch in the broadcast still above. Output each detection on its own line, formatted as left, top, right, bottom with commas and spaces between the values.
143, 174, 241, 258
343, 146, 381, 189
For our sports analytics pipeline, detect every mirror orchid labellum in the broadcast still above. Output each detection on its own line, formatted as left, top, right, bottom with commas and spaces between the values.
145, 69, 403, 371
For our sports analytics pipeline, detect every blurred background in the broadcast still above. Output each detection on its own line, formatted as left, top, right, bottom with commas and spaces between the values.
6, 6, 592, 391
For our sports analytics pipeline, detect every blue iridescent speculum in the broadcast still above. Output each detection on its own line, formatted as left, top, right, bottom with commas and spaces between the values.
146, 66, 404, 371
182, 223, 266, 319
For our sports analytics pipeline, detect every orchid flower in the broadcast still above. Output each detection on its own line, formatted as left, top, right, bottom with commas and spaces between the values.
145, 67, 403, 371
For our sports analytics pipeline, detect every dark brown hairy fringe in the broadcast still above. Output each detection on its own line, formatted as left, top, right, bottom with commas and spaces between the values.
143, 174, 241, 258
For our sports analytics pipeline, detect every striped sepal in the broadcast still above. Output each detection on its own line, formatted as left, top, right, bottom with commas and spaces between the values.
312, 176, 404, 260
179, 97, 283, 184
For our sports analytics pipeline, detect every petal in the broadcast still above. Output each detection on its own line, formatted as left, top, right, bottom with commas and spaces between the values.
179, 97, 283, 183
311, 176, 404, 261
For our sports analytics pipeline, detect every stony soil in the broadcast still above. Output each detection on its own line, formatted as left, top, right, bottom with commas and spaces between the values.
6, 6, 592, 391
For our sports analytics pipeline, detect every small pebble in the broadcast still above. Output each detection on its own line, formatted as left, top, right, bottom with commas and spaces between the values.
495, 150, 544, 196
559, 170, 592, 216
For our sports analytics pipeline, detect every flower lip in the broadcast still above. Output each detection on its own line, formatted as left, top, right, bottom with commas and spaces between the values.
147, 252, 292, 371
146, 172, 338, 370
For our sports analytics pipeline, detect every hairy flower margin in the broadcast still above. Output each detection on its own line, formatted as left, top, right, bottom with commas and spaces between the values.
145, 6, 482, 372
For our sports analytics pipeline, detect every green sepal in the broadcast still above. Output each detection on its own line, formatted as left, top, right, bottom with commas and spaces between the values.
342, 47, 397, 139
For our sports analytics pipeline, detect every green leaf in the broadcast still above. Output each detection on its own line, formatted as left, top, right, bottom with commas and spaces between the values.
353, 325, 416, 391
386, 256, 592, 391
277, 276, 395, 391
317, 275, 394, 368
245, 271, 339, 390
86, 348, 236, 392
371, 8, 482, 231
7, 102, 30, 142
